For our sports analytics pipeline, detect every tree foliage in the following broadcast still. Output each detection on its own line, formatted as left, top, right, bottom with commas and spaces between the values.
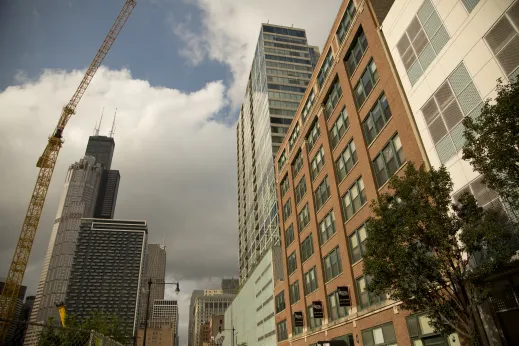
38, 310, 133, 346
364, 164, 519, 345
462, 77, 519, 213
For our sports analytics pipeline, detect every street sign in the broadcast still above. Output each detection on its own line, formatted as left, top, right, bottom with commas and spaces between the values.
337, 286, 351, 307
312, 301, 323, 318
294, 311, 304, 327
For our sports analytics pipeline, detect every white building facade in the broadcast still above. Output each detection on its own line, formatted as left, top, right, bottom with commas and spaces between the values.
223, 246, 283, 346
382, 0, 518, 208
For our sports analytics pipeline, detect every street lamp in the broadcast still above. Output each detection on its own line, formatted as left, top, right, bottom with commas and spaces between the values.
143, 278, 180, 346
218, 326, 237, 346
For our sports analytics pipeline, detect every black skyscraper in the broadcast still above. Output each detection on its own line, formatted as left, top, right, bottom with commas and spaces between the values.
85, 135, 120, 219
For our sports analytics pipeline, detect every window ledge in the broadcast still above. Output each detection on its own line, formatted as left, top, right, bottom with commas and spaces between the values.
320, 231, 338, 248
351, 258, 363, 267
324, 272, 343, 286
301, 254, 315, 266
343, 202, 367, 225
331, 125, 351, 154
324, 94, 344, 123
336, 161, 360, 187
347, 47, 370, 81
315, 195, 332, 214
356, 78, 381, 113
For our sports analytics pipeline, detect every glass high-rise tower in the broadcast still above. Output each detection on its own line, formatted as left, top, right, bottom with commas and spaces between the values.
237, 24, 319, 282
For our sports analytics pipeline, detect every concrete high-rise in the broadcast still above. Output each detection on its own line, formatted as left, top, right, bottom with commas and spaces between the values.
136, 300, 179, 346
138, 244, 167, 328
191, 291, 235, 346
188, 290, 204, 346
0, 280, 26, 344
220, 278, 239, 294
237, 24, 320, 282
65, 219, 147, 337
25, 156, 104, 345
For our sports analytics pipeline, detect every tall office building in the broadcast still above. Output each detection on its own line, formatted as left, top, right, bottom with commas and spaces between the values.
191, 291, 235, 346
270, 0, 460, 344
138, 244, 167, 327
65, 219, 147, 337
26, 156, 104, 346
237, 24, 320, 282
188, 290, 204, 346
381, 0, 519, 343
220, 278, 239, 294
0, 280, 26, 344
136, 300, 179, 346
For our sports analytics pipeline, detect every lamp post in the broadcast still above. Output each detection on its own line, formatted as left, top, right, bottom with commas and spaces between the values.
218, 327, 237, 346
143, 278, 180, 346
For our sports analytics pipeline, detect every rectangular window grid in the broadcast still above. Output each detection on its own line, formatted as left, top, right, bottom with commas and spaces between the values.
336, 1, 357, 43
373, 134, 406, 187
323, 246, 343, 282
324, 77, 343, 119
278, 149, 287, 171
314, 176, 331, 211
310, 147, 325, 181
281, 174, 290, 196
335, 139, 358, 183
356, 275, 385, 309
295, 176, 307, 205
275, 291, 286, 313
363, 93, 392, 145
304, 266, 318, 295
276, 320, 288, 342
306, 120, 321, 151
396, 0, 450, 85
302, 90, 315, 123
330, 107, 350, 148
349, 223, 367, 263
292, 150, 304, 177
283, 199, 292, 220
318, 49, 335, 87
287, 252, 298, 276
354, 59, 379, 108
342, 177, 367, 221
327, 290, 349, 321
289, 280, 300, 304
289, 122, 300, 150
307, 305, 323, 330
361, 322, 397, 346
301, 234, 314, 263
298, 203, 310, 231
285, 224, 295, 247
421, 63, 482, 164
345, 28, 368, 76
319, 210, 336, 245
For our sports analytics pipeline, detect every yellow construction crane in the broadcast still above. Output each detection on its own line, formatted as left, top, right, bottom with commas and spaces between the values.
0, 0, 136, 341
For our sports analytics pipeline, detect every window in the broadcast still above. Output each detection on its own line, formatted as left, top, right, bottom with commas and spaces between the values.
275, 292, 286, 313
289, 280, 300, 304
324, 78, 343, 119
295, 177, 307, 205
335, 140, 358, 182
327, 290, 348, 321
278, 149, 287, 171
283, 199, 292, 220
461, 0, 480, 13
333, 335, 355, 345
285, 224, 294, 247
345, 28, 368, 76
318, 49, 334, 87
421, 63, 483, 164
407, 313, 450, 345
303, 266, 318, 294
292, 150, 303, 177
330, 107, 350, 148
276, 320, 288, 342
453, 175, 503, 211
281, 175, 289, 196
396, 0, 450, 85
349, 223, 367, 263
310, 147, 325, 181
319, 211, 336, 245
354, 59, 379, 108
289, 122, 300, 149
298, 204, 310, 231
314, 176, 331, 211
361, 323, 397, 346
356, 275, 385, 309
301, 234, 314, 263
484, 2, 519, 77
323, 246, 342, 282
307, 305, 323, 330
373, 134, 406, 187
363, 93, 392, 145
292, 314, 303, 335
287, 252, 297, 276
302, 90, 315, 123
336, 1, 356, 43
342, 177, 367, 221
306, 120, 321, 151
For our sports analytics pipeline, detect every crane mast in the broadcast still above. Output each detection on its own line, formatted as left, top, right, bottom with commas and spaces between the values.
0, 0, 136, 340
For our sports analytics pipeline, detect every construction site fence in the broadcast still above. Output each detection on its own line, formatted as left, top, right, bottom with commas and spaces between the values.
0, 318, 129, 346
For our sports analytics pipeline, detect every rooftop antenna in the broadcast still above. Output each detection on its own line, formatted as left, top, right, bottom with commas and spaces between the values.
95, 107, 104, 136
109, 108, 117, 138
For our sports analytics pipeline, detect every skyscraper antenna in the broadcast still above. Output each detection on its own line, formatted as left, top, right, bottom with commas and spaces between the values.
109, 108, 117, 138
95, 107, 104, 136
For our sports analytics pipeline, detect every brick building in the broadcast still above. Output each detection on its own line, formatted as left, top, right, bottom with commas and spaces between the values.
271, 0, 461, 345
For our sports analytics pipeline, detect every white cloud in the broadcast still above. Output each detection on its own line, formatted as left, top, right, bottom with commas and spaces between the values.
171, 0, 342, 107
0, 67, 238, 346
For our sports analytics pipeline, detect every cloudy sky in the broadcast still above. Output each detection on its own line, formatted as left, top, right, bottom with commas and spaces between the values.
0, 0, 341, 344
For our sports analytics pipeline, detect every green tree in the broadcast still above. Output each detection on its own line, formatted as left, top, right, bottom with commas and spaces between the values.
462, 77, 519, 213
364, 164, 518, 346
37, 317, 62, 346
